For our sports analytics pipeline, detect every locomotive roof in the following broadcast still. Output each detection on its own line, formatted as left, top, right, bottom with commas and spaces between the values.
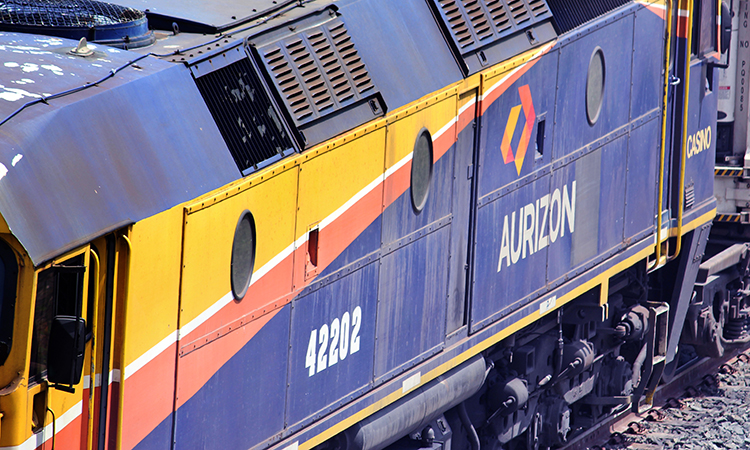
0, 32, 239, 265
0, 0, 563, 265
117, 0, 330, 33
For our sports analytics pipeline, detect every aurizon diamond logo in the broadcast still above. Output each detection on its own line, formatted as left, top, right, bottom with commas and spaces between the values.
500, 84, 536, 176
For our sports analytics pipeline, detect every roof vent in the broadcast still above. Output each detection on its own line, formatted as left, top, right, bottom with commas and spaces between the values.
248, 7, 384, 148
0, 0, 154, 48
545, 0, 631, 35
430, 0, 556, 75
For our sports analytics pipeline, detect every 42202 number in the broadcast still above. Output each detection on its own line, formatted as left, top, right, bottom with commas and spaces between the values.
305, 306, 362, 377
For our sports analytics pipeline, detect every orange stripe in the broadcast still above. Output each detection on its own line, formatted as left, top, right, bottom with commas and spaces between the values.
175, 311, 276, 409
121, 343, 177, 450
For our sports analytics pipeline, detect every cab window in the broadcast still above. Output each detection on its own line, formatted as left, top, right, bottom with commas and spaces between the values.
0, 240, 18, 366
29, 255, 85, 382
692, 0, 718, 58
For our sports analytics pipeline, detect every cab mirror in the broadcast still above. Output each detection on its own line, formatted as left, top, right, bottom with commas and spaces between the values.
47, 315, 85, 390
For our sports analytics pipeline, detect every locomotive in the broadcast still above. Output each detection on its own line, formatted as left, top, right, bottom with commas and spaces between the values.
0, 0, 740, 449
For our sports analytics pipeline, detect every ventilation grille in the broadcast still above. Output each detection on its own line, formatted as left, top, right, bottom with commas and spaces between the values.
258, 18, 377, 127
545, 0, 631, 34
684, 183, 695, 210
0, 0, 143, 27
433, 0, 552, 54
194, 58, 295, 174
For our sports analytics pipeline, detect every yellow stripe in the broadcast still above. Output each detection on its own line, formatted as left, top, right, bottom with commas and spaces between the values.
300, 208, 718, 450
298, 243, 656, 450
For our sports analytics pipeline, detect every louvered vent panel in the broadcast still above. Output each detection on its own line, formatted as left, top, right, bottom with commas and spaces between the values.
463, 0, 493, 41
486, 0, 512, 33
545, 0, 631, 34
441, 0, 475, 48
193, 58, 295, 174
507, 0, 530, 25
257, 18, 379, 127
433, 0, 553, 55
528, 0, 550, 16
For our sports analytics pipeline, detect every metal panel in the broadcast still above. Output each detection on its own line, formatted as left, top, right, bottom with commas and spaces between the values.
249, 7, 384, 147
552, 15, 634, 159
471, 174, 550, 331
174, 306, 291, 450
0, 51, 238, 265
381, 150, 454, 246
429, 0, 556, 74
375, 226, 450, 380
286, 262, 378, 428
254, 14, 377, 127
477, 49, 558, 198
683, 62, 718, 211
625, 119, 660, 240
335, 0, 463, 112
546, 137, 627, 284
546, 0, 632, 34
630, 8, 665, 120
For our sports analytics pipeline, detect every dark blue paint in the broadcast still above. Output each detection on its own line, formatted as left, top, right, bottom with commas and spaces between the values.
631, 10, 665, 120
446, 104, 477, 335
286, 263, 378, 427
382, 144, 454, 245
553, 16, 634, 158
174, 306, 290, 450
596, 137, 627, 253
133, 412, 173, 450
375, 226, 450, 380
625, 119, 660, 239
478, 50, 558, 198
318, 217, 382, 279
683, 62, 717, 210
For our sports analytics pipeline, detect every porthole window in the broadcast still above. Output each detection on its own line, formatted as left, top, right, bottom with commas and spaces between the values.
231, 210, 256, 301
411, 128, 434, 213
586, 48, 605, 125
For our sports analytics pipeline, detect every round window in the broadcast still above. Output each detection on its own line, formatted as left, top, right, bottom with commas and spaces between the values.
411, 128, 433, 213
586, 48, 605, 125
231, 210, 256, 301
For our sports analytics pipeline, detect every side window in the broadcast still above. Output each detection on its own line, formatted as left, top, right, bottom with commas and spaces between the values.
0, 240, 18, 366
29, 255, 85, 382
692, 0, 718, 58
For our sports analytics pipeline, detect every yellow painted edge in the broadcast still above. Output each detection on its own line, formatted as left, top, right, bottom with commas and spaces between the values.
482, 42, 553, 83
299, 209, 718, 450
299, 243, 656, 450
669, 208, 716, 238
385, 86, 459, 125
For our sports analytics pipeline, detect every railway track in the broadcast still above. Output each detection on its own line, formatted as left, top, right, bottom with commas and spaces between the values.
559, 346, 750, 450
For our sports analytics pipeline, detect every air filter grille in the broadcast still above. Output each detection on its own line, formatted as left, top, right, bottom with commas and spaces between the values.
545, 0, 631, 34
194, 57, 296, 174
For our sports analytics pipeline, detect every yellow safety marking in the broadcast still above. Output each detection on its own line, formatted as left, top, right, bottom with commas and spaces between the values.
298, 243, 657, 450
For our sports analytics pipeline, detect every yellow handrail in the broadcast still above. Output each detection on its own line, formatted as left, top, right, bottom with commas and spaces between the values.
115, 233, 132, 450
671, 0, 696, 262
87, 248, 100, 450
654, 0, 674, 269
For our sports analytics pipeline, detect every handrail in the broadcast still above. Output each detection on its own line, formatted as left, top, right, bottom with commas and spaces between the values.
654, 0, 674, 269
87, 248, 100, 450
671, 0, 696, 262
115, 234, 132, 450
